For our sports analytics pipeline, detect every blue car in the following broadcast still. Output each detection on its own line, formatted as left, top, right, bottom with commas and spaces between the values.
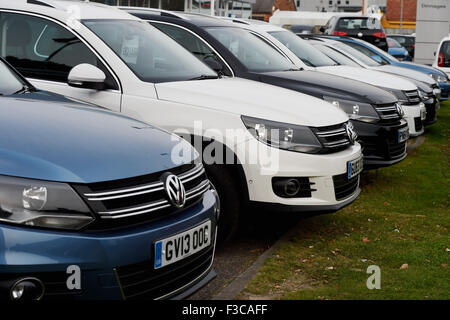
327, 36, 450, 101
387, 37, 411, 61
0, 58, 219, 300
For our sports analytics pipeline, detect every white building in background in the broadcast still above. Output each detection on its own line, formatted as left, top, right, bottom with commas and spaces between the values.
295, 0, 386, 12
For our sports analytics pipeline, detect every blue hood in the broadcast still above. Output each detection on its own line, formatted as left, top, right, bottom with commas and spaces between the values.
0, 91, 195, 183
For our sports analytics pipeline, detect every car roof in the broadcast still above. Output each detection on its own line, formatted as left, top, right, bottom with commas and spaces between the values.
0, 0, 139, 22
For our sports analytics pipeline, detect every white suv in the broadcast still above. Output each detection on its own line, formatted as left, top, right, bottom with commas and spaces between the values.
433, 35, 450, 77
0, 0, 363, 238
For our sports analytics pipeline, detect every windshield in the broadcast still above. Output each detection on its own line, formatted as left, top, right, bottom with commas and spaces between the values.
335, 42, 382, 67
268, 31, 337, 67
337, 17, 382, 30
204, 27, 296, 72
313, 44, 361, 67
83, 19, 217, 83
348, 39, 399, 62
0, 60, 27, 95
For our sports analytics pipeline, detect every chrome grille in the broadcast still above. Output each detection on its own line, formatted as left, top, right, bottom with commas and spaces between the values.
405, 90, 421, 104
73, 163, 210, 229
313, 123, 351, 153
374, 104, 401, 121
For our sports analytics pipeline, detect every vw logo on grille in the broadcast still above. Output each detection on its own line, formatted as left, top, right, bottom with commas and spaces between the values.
395, 103, 405, 118
162, 174, 186, 208
344, 123, 357, 145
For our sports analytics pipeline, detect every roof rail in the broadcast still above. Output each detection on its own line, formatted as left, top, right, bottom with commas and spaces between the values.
27, 0, 55, 8
118, 7, 185, 20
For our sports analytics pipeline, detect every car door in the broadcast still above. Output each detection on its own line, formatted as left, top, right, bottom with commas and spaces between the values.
0, 11, 122, 112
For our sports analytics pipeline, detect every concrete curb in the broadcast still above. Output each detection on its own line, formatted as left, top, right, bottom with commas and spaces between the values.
212, 220, 302, 300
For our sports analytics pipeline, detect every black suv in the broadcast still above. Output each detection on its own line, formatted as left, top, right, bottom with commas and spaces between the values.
125, 9, 409, 169
321, 16, 388, 52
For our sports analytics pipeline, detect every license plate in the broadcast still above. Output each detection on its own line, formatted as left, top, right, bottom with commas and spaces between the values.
398, 127, 409, 143
347, 156, 363, 179
154, 220, 211, 269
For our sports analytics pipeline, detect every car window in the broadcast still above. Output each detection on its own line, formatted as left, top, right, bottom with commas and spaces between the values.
387, 38, 402, 48
151, 22, 232, 76
204, 26, 295, 72
340, 42, 389, 65
391, 36, 406, 45
0, 60, 26, 95
439, 41, 450, 67
349, 39, 399, 62
268, 31, 337, 67
0, 12, 117, 89
313, 44, 361, 67
336, 18, 382, 30
84, 19, 218, 83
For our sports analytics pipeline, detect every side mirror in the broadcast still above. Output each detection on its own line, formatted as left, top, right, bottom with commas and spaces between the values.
204, 57, 223, 73
370, 54, 383, 64
319, 26, 325, 33
68, 64, 106, 90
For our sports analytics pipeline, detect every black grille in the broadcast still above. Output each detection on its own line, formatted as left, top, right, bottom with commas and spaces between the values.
332, 173, 360, 201
0, 272, 82, 300
414, 117, 423, 132
374, 103, 401, 124
404, 90, 421, 104
312, 122, 351, 153
388, 141, 406, 158
72, 163, 210, 231
115, 245, 215, 300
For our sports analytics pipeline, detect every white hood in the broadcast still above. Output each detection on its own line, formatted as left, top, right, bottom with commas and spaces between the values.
372, 65, 436, 86
155, 77, 348, 127
317, 65, 417, 91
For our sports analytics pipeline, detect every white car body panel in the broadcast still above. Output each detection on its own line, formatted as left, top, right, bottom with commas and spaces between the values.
433, 36, 450, 77
2, 0, 362, 208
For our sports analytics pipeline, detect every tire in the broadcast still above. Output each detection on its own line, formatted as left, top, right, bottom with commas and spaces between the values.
204, 164, 242, 243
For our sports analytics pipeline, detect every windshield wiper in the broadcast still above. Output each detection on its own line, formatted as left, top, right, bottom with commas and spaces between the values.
13, 85, 34, 95
285, 67, 304, 71
189, 75, 220, 80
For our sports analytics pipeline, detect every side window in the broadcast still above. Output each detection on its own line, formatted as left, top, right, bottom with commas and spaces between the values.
0, 12, 118, 89
152, 22, 232, 76
346, 42, 389, 65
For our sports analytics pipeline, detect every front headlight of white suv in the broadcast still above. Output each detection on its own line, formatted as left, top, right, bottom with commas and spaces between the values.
0, 175, 94, 230
323, 96, 380, 123
241, 116, 323, 154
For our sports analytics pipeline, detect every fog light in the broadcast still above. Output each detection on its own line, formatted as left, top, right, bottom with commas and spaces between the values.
273, 178, 301, 197
10, 278, 44, 301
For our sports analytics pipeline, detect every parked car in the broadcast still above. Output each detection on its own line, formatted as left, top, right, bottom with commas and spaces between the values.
387, 34, 415, 58
321, 16, 388, 52
0, 57, 219, 300
387, 37, 411, 61
222, 19, 415, 168
325, 35, 450, 101
0, 1, 364, 240
128, 9, 413, 170
307, 37, 439, 126
433, 35, 450, 77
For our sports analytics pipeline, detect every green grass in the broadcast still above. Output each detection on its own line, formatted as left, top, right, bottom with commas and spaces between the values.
242, 101, 450, 300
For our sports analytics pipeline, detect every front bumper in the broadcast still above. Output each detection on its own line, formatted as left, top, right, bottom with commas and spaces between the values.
0, 191, 218, 300
401, 103, 426, 137
352, 119, 408, 169
238, 141, 362, 213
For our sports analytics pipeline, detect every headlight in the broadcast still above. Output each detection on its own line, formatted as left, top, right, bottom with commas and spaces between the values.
429, 73, 447, 83
323, 96, 380, 123
0, 176, 93, 230
241, 116, 323, 154
418, 89, 432, 101
383, 89, 408, 103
